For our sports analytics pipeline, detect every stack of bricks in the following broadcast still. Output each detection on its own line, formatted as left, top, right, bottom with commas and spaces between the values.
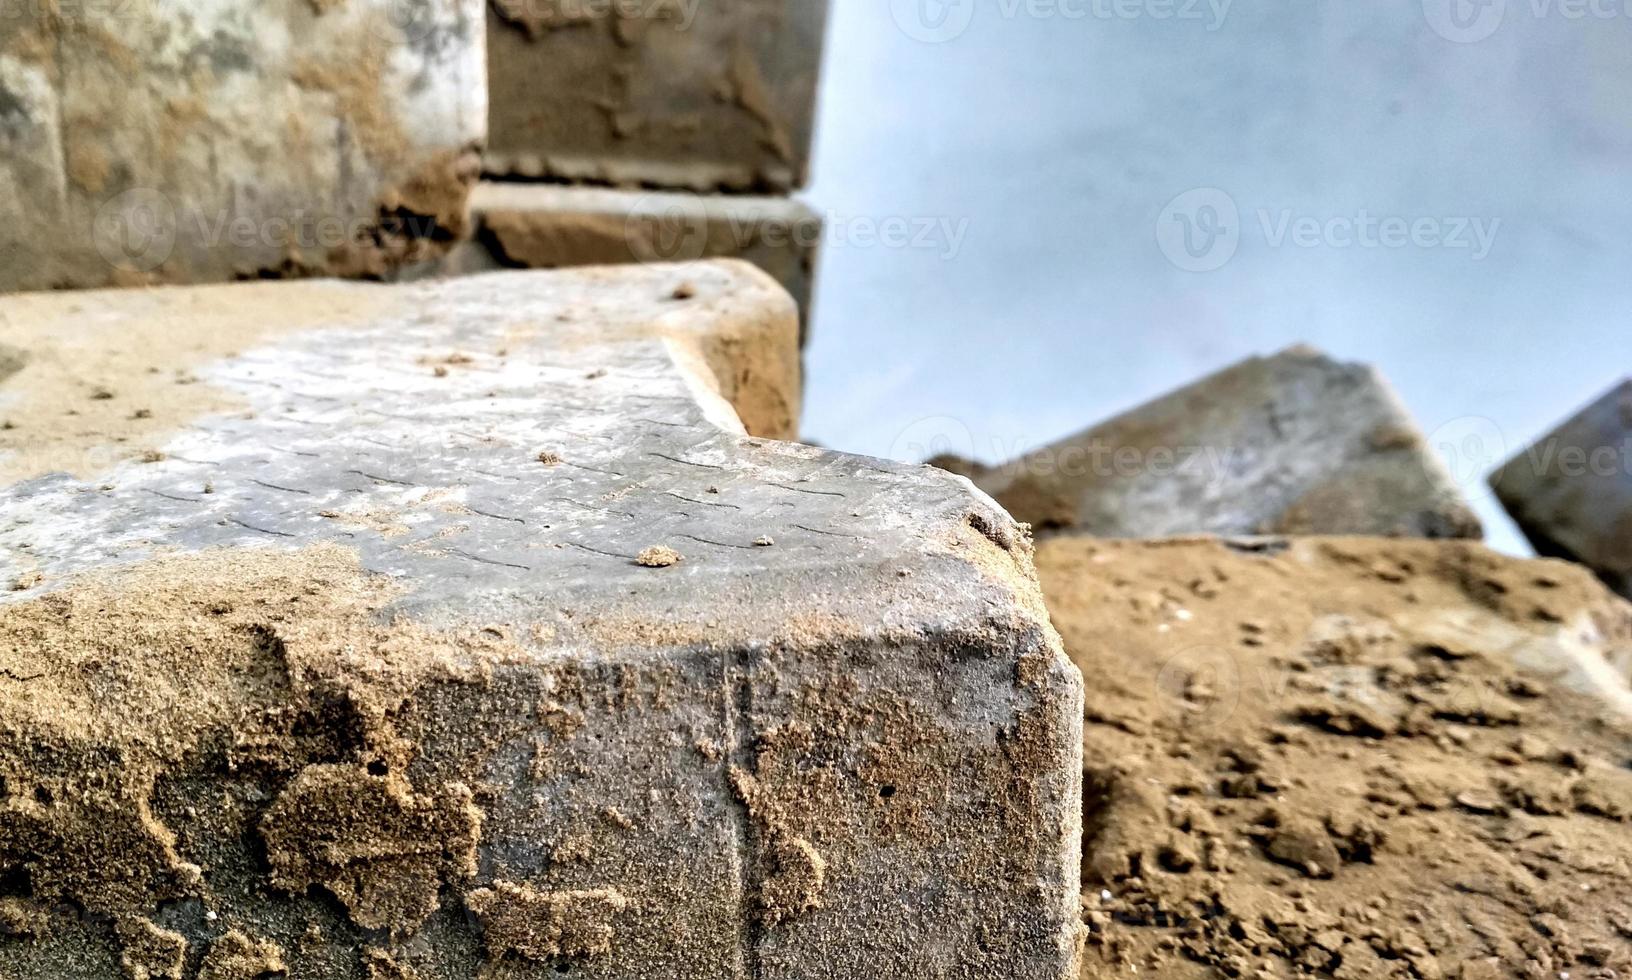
0, 0, 488, 292
416, 0, 832, 344
0, 0, 827, 342
0, 4, 1085, 977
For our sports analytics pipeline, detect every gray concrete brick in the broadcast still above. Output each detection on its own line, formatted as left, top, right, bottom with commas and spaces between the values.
1491, 380, 1632, 600
395, 184, 822, 345
961, 346, 1483, 540
0, 0, 485, 293
484, 0, 829, 192
0, 261, 1083, 979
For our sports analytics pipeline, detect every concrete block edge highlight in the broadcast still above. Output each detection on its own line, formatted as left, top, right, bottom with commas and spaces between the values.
955, 345, 1483, 542
1490, 378, 1632, 600
393, 183, 824, 347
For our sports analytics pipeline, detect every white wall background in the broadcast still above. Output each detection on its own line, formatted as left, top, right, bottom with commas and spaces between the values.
803, 0, 1632, 554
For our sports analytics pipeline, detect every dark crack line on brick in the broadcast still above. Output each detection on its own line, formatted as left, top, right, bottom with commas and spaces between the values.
678, 533, 755, 551
557, 460, 625, 477
726, 647, 762, 980
467, 507, 527, 524
769, 482, 845, 498
663, 491, 741, 510
266, 444, 321, 458
362, 408, 427, 423
562, 540, 636, 561
556, 498, 636, 520
224, 518, 295, 538
649, 452, 725, 470
166, 454, 220, 467
143, 489, 202, 504
446, 548, 531, 571
346, 469, 414, 487
472, 468, 523, 483
250, 479, 311, 495
792, 524, 857, 539
0, 669, 45, 683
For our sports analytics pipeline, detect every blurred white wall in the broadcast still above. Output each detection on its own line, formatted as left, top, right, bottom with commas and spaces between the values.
803, 0, 1632, 554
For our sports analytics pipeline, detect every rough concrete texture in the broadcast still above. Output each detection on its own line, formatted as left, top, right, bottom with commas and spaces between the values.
1040, 536, 1632, 978
0, 0, 486, 293
484, 0, 828, 192
1492, 380, 1632, 601
396, 183, 822, 343
959, 347, 1483, 540
0, 261, 1084, 979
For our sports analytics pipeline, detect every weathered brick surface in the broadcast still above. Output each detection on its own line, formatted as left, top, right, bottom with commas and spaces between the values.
962, 347, 1482, 540
484, 0, 828, 192
1492, 379, 1632, 600
0, 0, 485, 293
0, 262, 1083, 979
398, 183, 823, 344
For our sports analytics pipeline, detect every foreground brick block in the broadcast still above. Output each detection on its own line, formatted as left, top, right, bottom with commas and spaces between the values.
964, 347, 1482, 540
1492, 379, 1632, 600
0, 262, 1083, 979
401, 183, 822, 343
485, 0, 829, 192
0, 0, 485, 293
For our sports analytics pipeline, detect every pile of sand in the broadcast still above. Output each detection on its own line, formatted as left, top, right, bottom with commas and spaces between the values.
1039, 537, 1632, 979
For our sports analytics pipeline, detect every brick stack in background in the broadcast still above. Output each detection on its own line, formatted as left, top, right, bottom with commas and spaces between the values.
400, 0, 830, 346
0, 0, 486, 293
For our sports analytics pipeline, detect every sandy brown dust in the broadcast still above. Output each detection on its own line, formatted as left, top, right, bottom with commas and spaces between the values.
1039, 536, 1632, 979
